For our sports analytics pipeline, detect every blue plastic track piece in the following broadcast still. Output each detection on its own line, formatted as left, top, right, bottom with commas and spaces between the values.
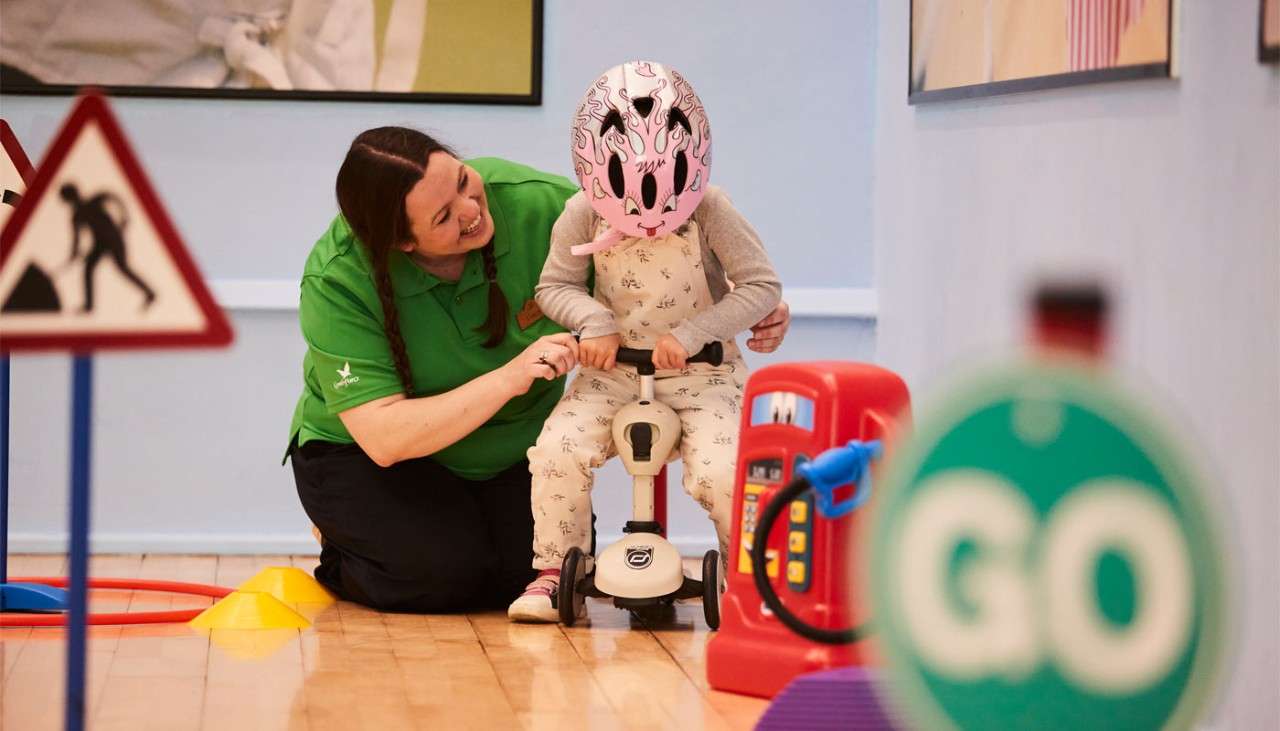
0, 582, 70, 611
795, 440, 882, 519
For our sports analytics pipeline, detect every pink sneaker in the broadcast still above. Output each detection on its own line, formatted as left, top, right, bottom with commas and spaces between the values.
507, 568, 584, 623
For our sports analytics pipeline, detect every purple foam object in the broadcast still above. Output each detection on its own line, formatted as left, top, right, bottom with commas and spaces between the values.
755, 666, 900, 731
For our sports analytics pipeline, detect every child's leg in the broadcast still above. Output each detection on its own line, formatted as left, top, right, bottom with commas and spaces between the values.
658, 361, 748, 561
526, 367, 636, 573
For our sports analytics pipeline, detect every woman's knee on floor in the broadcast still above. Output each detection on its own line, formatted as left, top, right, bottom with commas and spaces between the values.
359, 553, 494, 613
334, 519, 494, 612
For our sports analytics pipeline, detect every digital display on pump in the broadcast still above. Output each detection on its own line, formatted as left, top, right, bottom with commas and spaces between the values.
748, 458, 784, 483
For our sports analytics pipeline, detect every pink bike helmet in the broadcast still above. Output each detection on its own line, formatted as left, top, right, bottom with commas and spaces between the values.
570, 61, 711, 253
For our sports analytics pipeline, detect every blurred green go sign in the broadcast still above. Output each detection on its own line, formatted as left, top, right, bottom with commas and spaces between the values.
869, 366, 1225, 731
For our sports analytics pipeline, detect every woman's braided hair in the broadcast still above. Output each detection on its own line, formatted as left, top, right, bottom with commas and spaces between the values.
334, 127, 508, 395
477, 241, 508, 347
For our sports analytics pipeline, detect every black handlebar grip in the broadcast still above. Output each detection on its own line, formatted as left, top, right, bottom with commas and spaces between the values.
688, 341, 724, 366
615, 341, 723, 367
614, 347, 653, 366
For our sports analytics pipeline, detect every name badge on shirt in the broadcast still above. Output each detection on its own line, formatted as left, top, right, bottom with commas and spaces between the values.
516, 298, 544, 330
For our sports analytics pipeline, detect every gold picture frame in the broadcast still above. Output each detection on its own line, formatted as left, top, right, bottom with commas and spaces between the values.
0, 0, 543, 104
910, 0, 1175, 103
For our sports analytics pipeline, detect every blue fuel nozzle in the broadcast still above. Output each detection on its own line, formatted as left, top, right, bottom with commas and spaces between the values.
796, 440, 882, 519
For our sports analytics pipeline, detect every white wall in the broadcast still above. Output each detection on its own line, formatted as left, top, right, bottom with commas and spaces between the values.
873, 1, 1278, 727
2, 1, 880, 556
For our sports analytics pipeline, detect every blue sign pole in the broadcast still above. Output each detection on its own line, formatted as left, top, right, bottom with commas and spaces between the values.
65, 355, 92, 731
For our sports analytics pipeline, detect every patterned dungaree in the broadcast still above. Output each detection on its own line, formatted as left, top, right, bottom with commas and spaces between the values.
527, 221, 746, 571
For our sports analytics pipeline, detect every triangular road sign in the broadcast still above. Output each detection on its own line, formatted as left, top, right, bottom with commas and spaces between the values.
1, 120, 36, 234
0, 93, 233, 352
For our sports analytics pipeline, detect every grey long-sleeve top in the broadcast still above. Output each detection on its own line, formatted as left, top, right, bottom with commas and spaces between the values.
535, 187, 782, 355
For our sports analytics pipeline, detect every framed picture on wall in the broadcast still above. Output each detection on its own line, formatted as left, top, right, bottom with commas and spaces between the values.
1263, 0, 1280, 62
0, 0, 543, 104
910, 0, 1175, 104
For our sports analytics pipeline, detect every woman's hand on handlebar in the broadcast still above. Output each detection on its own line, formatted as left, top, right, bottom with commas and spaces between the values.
580, 333, 621, 370
652, 334, 690, 370
502, 333, 579, 395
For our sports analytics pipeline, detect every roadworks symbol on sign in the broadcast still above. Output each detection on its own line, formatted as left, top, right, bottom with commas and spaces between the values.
0, 94, 231, 352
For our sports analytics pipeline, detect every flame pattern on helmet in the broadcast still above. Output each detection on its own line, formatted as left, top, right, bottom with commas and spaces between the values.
571, 61, 711, 240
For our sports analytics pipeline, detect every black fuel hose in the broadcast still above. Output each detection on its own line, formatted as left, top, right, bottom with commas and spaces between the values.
750, 475, 873, 645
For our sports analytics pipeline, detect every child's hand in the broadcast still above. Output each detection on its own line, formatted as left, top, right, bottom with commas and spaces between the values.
580, 333, 621, 370
652, 334, 689, 370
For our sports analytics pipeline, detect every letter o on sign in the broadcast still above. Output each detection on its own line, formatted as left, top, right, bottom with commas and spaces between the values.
1042, 480, 1193, 694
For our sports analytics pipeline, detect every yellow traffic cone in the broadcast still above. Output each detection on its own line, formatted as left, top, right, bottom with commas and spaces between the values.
203, 629, 300, 660
189, 590, 310, 630
238, 566, 334, 604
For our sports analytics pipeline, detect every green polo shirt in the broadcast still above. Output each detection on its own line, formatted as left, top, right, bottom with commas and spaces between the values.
288, 158, 578, 480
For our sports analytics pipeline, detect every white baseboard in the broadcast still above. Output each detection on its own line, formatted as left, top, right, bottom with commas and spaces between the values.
210, 279, 877, 320
783, 287, 878, 319
209, 279, 300, 311
9, 532, 716, 558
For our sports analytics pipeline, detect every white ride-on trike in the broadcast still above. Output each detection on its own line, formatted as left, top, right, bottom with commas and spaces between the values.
557, 342, 723, 629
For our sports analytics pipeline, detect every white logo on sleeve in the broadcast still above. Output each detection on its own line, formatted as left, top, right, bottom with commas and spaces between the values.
333, 361, 360, 390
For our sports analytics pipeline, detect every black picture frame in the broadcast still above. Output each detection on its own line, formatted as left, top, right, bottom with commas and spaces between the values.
1262, 0, 1280, 63
908, 0, 1175, 104
0, 0, 544, 105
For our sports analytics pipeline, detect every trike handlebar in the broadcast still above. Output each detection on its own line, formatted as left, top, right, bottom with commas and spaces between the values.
615, 342, 724, 370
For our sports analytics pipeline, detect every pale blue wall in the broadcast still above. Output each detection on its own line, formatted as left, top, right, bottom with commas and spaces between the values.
872, 1, 1278, 727
2, 1, 878, 286
2, 1, 880, 554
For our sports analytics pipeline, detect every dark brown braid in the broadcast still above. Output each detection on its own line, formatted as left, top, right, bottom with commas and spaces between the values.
475, 242, 509, 347
371, 256, 414, 394
334, 127, 457, 396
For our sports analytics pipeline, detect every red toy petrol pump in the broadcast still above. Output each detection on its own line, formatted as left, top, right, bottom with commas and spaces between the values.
706, 362, 910, 698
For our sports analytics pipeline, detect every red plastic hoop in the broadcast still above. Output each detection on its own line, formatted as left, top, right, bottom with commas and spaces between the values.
1, 576, 234, 627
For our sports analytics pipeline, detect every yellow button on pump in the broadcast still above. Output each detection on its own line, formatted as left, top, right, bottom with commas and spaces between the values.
786, 560, 806, 584
788, 531, 807, 553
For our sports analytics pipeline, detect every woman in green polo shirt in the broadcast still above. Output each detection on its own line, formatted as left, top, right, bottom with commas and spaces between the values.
287, 126, 791, 612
